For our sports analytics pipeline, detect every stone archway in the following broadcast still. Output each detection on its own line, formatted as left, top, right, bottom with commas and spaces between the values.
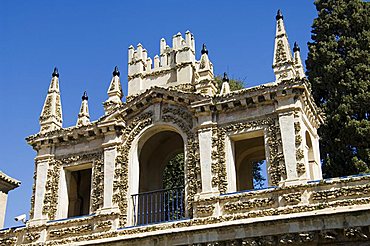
138, 130, 184, 192
131, 126, 187, 225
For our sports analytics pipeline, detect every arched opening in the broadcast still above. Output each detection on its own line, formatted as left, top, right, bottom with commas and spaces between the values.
305, 131, 316, 179
227, 130, 268, 192
133, 129, 186, 225
235, 136, 267, 191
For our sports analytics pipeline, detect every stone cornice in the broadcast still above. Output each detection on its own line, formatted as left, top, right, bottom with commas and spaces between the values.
0, 171, 20, 192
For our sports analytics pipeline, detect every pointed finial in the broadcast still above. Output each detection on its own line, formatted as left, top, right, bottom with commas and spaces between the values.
293, 42, 300, 52
52, 67, 59, 78
201, 43, 208, 55
276, 9, 283, 20
82, 91, 88, 101
113, 66, 120, 77
222, 72, 229, 82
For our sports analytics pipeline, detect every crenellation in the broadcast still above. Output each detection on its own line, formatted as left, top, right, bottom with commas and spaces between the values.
127, 31, 202, 97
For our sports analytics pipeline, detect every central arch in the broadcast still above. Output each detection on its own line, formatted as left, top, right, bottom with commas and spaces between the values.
129, 124, 187, 225
138, 130, 184, 192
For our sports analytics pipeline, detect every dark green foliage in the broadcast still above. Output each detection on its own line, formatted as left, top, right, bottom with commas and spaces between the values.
306, 0, 370, 177
163, 153, 185, 189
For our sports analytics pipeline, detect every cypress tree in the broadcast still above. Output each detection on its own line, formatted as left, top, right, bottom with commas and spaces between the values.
306, 0, 370, 177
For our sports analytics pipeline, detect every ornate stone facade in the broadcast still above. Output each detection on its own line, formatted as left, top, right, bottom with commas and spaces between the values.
2, 10, 370, 246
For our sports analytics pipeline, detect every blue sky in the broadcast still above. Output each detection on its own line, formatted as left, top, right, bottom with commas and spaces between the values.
0, 1, 317, 227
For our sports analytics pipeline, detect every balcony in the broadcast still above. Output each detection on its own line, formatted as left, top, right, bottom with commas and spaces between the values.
132, 187, 186, 225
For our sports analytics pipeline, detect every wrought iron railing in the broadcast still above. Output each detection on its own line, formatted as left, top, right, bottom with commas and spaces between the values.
132, 187, 185, 225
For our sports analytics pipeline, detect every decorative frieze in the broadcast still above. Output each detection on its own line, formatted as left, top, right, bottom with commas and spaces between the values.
57, 151, 103, 166
224, 197, 275, 213
49, 224, 93, 238
24, 231, 40, 243
0, 236, 17, 245
282, 192, 302, 205
311, 183, 370, 201
195, 204, 215, 217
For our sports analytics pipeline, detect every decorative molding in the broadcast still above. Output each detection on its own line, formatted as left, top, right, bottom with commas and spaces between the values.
282, 192, 302, 205
49, 224, 93, 238
162, 105, 201, 215
57, 151, 103, 166
91, 154, 104, 212
195, 204, 215, 217
224, 197, 275, 213
24, 231, 40, 243
113, 111, 154, 227
311, 183, 370, 201
42, 159, 61, 220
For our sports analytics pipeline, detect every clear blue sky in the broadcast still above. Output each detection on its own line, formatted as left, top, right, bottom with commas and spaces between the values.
0, 1, 317, 227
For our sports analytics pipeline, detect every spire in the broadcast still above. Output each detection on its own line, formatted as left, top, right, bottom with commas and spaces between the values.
39, 67, 63, 133
104, 66, 123, 114
52, 67, 59, 78
276, 9, 283, 20
196, 43, 217, 96
76, 91, 90, 127
220, 72, 231, 95
272, 10, 296, 82
201, 44, 208, 55
293, 42, 306, 79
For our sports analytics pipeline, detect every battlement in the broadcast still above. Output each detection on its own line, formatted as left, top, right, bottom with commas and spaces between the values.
128, 31, 214, 97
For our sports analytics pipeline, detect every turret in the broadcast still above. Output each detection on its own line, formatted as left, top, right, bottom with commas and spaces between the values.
39, 67, 63, 133
272, 10, 296, 82
293, 42, 306, 79
127, 31, 196, 97
195, 44, 217, 96
104, 66, 123, 114
220, 72, 231, 95
76, 91, 90, 127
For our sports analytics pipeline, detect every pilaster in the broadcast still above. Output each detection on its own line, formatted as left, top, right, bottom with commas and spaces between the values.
278, 111, 299, 183
196, 112, 218, 198
98, 131, 121, 214
28, 154, 52, 226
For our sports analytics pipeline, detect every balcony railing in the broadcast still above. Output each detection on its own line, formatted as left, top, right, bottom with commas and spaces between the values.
132, 187, 186, 225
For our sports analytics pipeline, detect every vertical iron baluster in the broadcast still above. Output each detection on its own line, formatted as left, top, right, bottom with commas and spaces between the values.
180, 188, 184, 218
172, 190, 175, 221
145, 192, 149, 224
133, 195, 135, 225
176, 189, 179, 220
159, 191, 162, 222
141, 194, 144, 225
150, 192, 153, 224
165, 191, 170, 221
154, 192, 157, 223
